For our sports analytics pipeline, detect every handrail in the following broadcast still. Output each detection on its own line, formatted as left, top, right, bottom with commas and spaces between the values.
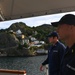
0, 69, 26, 75
44, 65, 48, 75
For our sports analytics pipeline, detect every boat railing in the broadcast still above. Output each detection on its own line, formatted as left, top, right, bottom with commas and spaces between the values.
0, 69, 26, 75
43, 65, 49, 75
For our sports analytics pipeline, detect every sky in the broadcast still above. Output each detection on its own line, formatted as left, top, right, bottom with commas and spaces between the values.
0, 11, 75, 29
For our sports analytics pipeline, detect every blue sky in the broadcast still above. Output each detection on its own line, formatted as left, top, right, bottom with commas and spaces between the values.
0, 11, 75, 29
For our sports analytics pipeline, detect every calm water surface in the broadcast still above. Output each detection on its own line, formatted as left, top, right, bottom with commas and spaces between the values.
0, 55, 47, 75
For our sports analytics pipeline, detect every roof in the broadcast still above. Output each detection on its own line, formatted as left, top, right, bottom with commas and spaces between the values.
0, 0, 75, 21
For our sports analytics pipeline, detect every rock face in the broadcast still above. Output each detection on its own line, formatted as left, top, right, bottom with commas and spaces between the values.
0, 32, 33, 56
5, 47, 31, 56
0, 32, 18, 56
0, 32, 18, 48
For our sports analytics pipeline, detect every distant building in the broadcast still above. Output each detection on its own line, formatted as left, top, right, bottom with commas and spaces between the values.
24, 38, 29, 44
31, 37, 36, 41
33, 31, 38, 35
29, 36, 45, 47
40, 41, 45, 44
9, 30, 15, 34
16, 29, 22, 35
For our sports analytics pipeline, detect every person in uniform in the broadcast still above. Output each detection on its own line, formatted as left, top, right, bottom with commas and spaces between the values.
51, 14, 75, 75
40, 31, 66, 75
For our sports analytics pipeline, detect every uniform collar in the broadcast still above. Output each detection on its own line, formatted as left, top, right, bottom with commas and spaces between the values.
66, 43, 75, 54
52, 41, 59, 46
70, 43, 75, 53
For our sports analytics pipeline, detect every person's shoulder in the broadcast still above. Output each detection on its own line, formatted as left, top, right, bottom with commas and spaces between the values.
57, 41, 66, 48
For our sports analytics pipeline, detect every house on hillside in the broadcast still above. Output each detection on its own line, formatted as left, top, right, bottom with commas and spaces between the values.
16, 29, 22, 35
29, 36, 45, 47
39, 41, 45, 44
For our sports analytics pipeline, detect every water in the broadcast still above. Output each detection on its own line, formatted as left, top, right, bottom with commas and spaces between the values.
0, 55, 47, 75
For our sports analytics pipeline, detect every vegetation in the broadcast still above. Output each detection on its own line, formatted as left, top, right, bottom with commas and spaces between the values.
7, 23, 56, 42
0, 22, 57, 56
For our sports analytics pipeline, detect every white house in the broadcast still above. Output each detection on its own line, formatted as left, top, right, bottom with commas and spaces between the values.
40, 41, 45, 44
16, 29, 22, 35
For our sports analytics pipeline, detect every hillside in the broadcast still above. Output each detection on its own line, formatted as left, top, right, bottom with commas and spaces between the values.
32, 24, 56, 41
8, 22, 33, 36
0, 32, 18, 48
7, 22, 56, 41
0, 22, 56, 56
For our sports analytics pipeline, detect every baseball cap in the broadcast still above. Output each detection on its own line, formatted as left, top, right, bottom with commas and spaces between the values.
51, 14, 75, 27
47, 31, 58, 38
